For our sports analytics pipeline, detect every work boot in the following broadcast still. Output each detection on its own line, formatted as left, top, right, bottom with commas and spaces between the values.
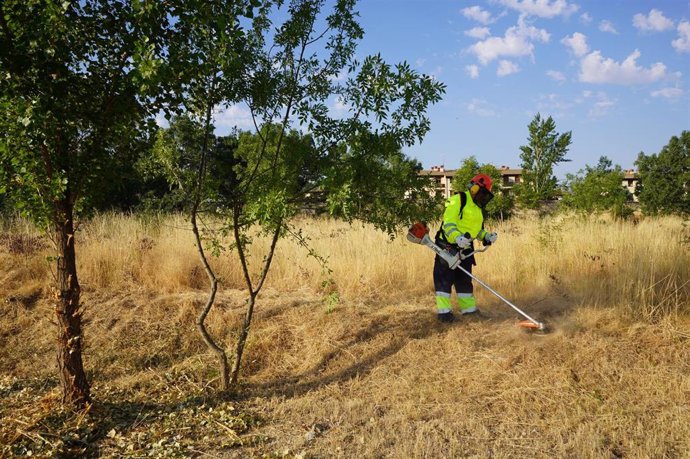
437, 311, 455, 323
462, 307, 488, 320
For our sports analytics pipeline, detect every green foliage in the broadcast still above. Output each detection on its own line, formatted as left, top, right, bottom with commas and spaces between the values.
320, 132, 442, 235
139, 117, 207, 204
517, 113, 572, 208
635, 131, 690, 216
562, 156, 631, 218
324, 291, 340, 314
137, 117, 244, 212
194, 0, 448, 239
450, 156, 515, 220
0, 0, 171, 226
233, 124, 319, 226
451, 156, 486, 192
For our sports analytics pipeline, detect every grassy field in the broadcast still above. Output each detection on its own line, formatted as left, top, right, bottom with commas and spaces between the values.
1, 213, 689, 457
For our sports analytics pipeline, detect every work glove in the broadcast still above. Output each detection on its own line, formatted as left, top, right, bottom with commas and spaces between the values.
455, 234, 472, 249
483, 232, 498, 245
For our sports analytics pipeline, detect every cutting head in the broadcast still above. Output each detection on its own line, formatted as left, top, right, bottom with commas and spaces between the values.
518, 320, 547, 332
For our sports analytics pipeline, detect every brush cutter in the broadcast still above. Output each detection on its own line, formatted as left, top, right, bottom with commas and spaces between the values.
407, 222, 546, 332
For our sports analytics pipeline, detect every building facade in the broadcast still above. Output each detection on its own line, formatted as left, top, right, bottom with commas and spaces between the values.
623, 169, 639, 202
419, 165, 639, 201
420, 165, 524, 199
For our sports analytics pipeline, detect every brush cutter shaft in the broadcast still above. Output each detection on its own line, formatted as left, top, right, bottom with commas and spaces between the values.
453, 264, 541, 326
420, 234, 461, 269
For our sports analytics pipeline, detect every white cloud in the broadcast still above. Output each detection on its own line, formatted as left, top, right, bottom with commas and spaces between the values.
429, 66, 444, 79
466, 64, 480, 79
497, 60, 520, 76
332, 95, 350, 114
468, 17, 550, 65
575, 90, 617, 118
536, 93, 575, 116
465, 27, 491, 39
497, 0, 578, 18
588, 92, 616, 118
466, 98, 496, 116
579, 49, 667, 85
561, 32, 589, 57
633, 9, 674, 32
672, 21, 690, 53
547, 70, 566, 82
580, 12, 592, 25
462, 6, 494, 24
214, 104, 254, 130
651, 87, 684, 99
599, 20, 618, 34
415, 58, 427, 68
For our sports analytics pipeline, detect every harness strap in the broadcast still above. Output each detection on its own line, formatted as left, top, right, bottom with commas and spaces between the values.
437, 192, 467, 245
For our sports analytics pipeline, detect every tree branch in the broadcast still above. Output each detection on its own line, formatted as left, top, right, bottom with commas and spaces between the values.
253, 219, 282, 296
232, 205, 254, 294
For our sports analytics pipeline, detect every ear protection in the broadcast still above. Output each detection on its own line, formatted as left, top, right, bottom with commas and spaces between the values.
470, 184, 480, 194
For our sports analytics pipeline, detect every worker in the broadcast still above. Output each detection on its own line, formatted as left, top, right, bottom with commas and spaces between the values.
434, 173, 498, 322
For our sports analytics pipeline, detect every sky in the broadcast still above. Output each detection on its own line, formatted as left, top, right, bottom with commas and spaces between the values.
351, 0, 689, 176
209, 0, 690, 178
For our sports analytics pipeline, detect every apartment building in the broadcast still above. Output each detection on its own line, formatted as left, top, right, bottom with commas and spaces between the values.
420, 165, 639, 201
420, 165, 523, 199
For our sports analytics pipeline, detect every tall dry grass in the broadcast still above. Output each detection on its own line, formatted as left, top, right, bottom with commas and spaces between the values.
2, 211, 689, 318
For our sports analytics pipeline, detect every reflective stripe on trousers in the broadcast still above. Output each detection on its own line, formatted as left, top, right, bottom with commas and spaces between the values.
435, 291, 451, 313
457, 292, 477, 312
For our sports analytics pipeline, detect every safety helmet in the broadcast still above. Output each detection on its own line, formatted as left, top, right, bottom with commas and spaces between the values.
470, 173, 493, 192
469, 173, 494, 208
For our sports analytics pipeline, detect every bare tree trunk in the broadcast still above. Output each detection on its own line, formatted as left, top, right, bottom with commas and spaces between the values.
229, 293, 256, 387
191, 217, 229, 390
191, 85, 230, 390
54, 200, 90, 407
230, 218, 282, 386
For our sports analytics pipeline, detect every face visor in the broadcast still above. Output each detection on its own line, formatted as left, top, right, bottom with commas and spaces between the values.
472, 186, 494, 208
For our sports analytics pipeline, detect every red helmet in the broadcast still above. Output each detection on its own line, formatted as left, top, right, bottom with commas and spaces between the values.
470, 173, 493, 192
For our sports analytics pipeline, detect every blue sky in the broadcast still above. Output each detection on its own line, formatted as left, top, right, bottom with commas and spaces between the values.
351, 0, 689, 176
207, 1, 689, 177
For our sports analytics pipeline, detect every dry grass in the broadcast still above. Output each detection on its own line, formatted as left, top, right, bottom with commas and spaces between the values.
6, 211, 689, 312
0, 212, 689, 457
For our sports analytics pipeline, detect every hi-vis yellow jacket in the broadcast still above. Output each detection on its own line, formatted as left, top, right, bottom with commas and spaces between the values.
440, 191, 487, 245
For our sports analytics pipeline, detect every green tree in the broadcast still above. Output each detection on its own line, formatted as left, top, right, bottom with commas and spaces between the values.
516, 113, 572, 207
143, 0, 443, 391
154, 0, 446, 390
135, 119, 242, 212
0, 0, 172, 407
450, 156, 514, 220
153, 0, 258, 391
136, 116, 208, 211
562, 156, 630, 217
635, 131, 690, 216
